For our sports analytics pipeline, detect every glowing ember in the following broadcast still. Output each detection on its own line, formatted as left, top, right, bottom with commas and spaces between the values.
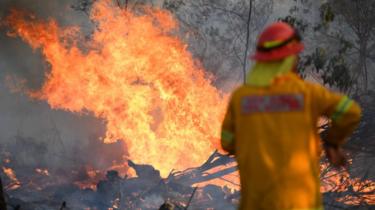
2, 167, 21, 190
73, 166, 103, 190
3, 0, 227, 177
35, 168, 50, 176
320, 162, 375, 205
3, 158, 11, 164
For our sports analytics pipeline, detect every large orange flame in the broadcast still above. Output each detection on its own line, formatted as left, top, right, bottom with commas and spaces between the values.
4, 0, 228, 176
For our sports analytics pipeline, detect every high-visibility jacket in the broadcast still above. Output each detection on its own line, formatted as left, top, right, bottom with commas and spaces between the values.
221, 72, 361, 210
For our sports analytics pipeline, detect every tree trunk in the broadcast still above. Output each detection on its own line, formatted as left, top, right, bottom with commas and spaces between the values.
359, 39, 368, 93
243, 0, 253, 84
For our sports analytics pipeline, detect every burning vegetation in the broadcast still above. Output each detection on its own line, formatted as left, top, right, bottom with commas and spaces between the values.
0, 0, 374, 209
3, 0, 228, 177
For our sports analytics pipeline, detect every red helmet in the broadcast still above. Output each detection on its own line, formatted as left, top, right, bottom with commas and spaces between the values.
251, 22, 304, 61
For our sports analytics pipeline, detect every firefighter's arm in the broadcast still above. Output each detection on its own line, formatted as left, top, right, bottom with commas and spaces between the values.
221, 97, 235, 155
312, 84, 361, 167
325, 96, 362, 147
311, 84, 361, 147
324, 97, 361, 167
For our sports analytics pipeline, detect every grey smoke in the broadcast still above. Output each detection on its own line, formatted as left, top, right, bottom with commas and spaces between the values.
0, 0, 109, 172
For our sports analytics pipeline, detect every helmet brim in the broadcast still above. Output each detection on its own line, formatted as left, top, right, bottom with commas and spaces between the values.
251, 43, 304, 61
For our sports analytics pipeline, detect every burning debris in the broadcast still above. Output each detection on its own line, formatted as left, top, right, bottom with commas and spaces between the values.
0, 147, 374, 209
2, 167, 21, 191
1, 151, 240, 210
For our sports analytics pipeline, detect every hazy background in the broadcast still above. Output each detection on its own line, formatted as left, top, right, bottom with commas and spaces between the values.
0, 0, 104, 155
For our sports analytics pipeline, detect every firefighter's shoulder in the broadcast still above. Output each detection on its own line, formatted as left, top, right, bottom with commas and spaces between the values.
229, 85, 259, 99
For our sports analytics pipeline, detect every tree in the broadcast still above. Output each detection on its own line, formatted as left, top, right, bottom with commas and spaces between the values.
242, 0, 254, 84
279, 0, 359, 93
328, 0, 375, 93
163, 0, 273, 85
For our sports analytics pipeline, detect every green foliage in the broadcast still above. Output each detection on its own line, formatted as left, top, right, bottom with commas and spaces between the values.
163, 0, 185, 12
324, 56, 352, 91
320, 3, 335, 25
278, 15, 308, 33
279, 0, 355, 92
299, 40, 353, 91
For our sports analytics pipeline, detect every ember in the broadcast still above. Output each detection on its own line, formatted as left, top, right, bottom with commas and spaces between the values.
2, 167, 21, 190
321, 162, 375, 205
35, 168, 50, 176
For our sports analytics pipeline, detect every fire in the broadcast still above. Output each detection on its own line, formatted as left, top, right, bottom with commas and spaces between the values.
2, 167, 21, 190
35, 168, 50, 176
3, 0, 227, 176
74, 166, 103, 190
320, 162, 375, 205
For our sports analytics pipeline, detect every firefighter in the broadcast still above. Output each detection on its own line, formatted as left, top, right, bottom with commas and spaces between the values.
221, 22, 361, 210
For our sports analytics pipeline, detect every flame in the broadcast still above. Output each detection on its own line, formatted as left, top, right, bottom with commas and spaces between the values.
2, 167, 21, 190
3, 0, 227, 177
35, 168, 50, 176
320, 162, 375, 205
3, 158, 11, 164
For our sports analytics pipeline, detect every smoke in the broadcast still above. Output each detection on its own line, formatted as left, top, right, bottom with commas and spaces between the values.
0, 0, 127, 179
0, 0, 93, 87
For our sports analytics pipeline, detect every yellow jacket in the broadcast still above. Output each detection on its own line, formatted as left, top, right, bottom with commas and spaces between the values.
221, 73, 361, 210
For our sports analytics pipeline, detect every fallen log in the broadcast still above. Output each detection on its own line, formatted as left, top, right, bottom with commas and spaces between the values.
169, 150, 237, 186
